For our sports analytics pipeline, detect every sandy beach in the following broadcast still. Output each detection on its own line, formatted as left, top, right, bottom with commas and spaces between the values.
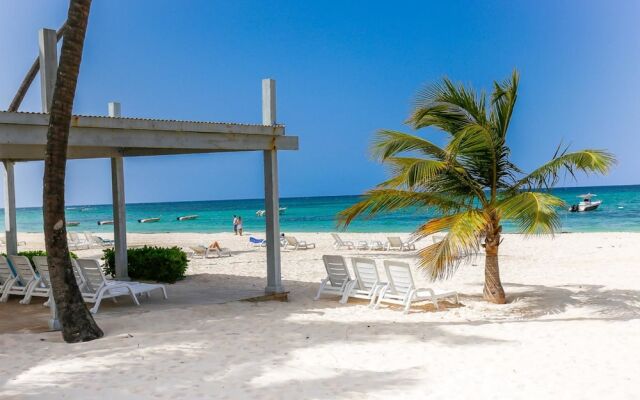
0, 231, 638, 399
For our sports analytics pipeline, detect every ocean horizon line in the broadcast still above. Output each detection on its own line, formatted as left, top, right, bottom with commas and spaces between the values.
5, 182, 640, 211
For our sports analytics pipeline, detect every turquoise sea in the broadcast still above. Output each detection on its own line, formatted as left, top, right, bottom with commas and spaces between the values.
2, 185, 639, 234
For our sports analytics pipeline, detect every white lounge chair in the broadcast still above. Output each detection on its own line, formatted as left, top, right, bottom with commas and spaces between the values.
85, 232, 114, 248
0, 255, 22, 302
331, 233, 354, 250
284, 236, 316, 250
67, 232, 90, 250
314, 255, 355, 301
0, 238, 26, 247
14, 256, 52, 305
375, 260, 459, 313
368, 240, 385, 251
340, 257, 388, 306
385, 236, 416, 251
26, 256, 88, 306
2, 255, 40, 304
76, 258, 167, 314
189, 245, 231, 258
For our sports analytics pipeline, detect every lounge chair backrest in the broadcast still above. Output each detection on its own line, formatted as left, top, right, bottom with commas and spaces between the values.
383, 260, 416, 297
84, 232, 95, 244
69, 232, 80, 242
0, 256, 15, 284
387, 237, 403, 247
190, 245, 207, 255
8, 255, 36, 286
331, 233, 343, 245
31, 256, 51, 287
76, 258, 107, 293
322, 255, 351, 287
351, 257, 380, 291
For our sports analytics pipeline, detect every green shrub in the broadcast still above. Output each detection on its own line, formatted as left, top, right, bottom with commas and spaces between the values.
102, 246, 188, 283
1, 250, 78, 264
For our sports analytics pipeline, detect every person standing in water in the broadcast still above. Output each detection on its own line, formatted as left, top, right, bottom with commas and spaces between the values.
232, 215, 239, 235
237, 216, 243, 236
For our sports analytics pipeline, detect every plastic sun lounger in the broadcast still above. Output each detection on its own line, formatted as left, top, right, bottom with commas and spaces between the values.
284, 236, 316, 250
340, 257, 388, 306
249, 237, 267, 247
0, 255, 24, 302
76, 258, 167, 314
385, 236, 416, 251
1, 255, 39, 304
25, 256, 87, 306
190, 245, 232, 258
375, 260, 459, 313
314, 255, 355, 301
331, 233, 354, 250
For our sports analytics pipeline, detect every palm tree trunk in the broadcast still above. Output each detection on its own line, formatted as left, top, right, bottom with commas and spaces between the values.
43, 0, 102, 343
483, 217, 506, 304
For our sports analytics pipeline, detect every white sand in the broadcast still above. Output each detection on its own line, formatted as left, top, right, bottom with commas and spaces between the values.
1, 231, 639, 399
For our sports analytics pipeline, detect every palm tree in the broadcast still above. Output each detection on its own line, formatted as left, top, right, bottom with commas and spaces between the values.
43, 0, 103, 342
339, 70, 615, 304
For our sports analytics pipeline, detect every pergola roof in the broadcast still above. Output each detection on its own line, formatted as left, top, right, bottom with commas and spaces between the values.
0, 111, 298, 161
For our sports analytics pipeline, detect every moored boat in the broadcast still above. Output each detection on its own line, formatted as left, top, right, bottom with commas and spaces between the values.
67, 221, 80, 227
177, 215, 198, 221
138, 217, 161, 223
569, 193, 602, 212
97, 220, 114, 225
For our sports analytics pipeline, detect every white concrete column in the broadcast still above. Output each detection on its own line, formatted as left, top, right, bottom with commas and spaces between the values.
38, 28, 57, 113
262, 79, 283, 293
39, 27, 60, 331
109, 102, 129, 280
2, 161, 18, 255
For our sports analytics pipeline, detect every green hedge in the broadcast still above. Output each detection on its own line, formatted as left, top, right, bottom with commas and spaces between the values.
102, 246, 188, 283
1, 250, 78, 264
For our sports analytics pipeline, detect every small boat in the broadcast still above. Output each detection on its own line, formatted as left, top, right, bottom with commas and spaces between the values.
67, 221, 80, 227
256, 207, 287, 217
177, 215, 198, 221
138, 217, 160, 223
97, 220, 114, 225
568, 193, 602, 212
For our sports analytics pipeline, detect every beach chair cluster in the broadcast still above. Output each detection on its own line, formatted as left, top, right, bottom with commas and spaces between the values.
315, 255, 458, 313
188, 245, 232, 258
67, 232, 114, 250
248, 235, 315, 251
331, 234, 417, 251
0, 255, 166, 313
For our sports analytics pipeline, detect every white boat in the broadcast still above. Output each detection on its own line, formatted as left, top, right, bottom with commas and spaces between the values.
569, 193, 602, 212
256, 207, 287, 217
138, 217, 161, 223
177, 215, 198, 221
97, 220, 114, 225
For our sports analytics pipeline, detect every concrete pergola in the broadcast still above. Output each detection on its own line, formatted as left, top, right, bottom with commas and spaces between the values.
1, 28, 297, 296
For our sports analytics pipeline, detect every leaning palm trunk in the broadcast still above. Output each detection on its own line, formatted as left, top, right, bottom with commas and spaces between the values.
339, 70, 615, 304
43, 0, 102, 342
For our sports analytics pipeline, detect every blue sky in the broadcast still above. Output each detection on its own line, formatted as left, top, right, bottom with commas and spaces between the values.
0, 0, 638, 207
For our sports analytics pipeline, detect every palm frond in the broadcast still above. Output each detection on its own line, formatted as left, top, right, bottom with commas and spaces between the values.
497, 191, 564, 235
413, 210, 487, 280
384, 157, 448, 188
337, 189, 464, 228
371, 129, 447, 161
410, 78, 487, 132
490, 69, 519, 140
517, 149, 616, 189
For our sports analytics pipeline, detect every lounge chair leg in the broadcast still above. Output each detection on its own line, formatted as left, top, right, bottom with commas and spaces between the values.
374, 286, 388, 310
314, 278, 328, 300
339, 281, 356, 304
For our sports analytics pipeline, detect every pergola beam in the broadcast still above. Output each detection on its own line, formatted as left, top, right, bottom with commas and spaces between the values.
0, 113, 297, 161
